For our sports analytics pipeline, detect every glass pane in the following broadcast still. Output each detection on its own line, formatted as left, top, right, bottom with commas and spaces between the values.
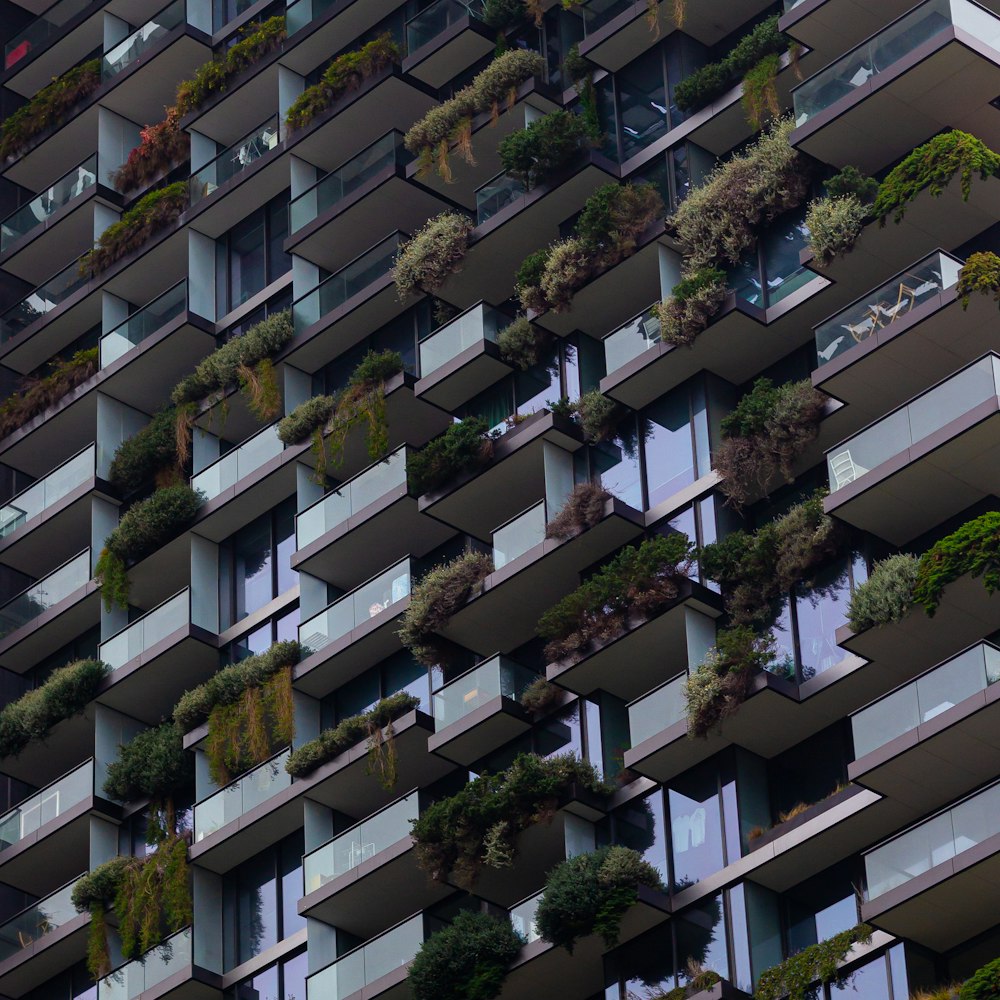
432, 656, 538, 728
0, 760, 92, 850
101, 0, 184, 78
0, 156, 97, 251
493, 503, 545, 568
604, 305, 661, 376
419, 303, 503, 377
0, 256, 89, 342
190, 117, 281, 205
628, 675, 686, 746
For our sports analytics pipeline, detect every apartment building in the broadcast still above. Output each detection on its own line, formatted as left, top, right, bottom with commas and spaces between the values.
0, 0, 997, 998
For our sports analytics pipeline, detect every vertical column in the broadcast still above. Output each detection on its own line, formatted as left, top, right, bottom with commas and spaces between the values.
188, 230, 217, 320
190, 533, 220, 633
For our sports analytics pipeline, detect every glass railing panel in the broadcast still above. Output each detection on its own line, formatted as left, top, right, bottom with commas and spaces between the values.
296, 447, 407, 550
493, 501, 545, 569
298, 559, 412, 654
827, 355, 1000, 492
0, 550, 90, 639
289, 133, 405, 233
953, 0, 1000, 44
99, 590, 189, 669
815, 252, 962, 366
793, 0, 956, 126
433, 655, 538, 729
509, 891, 542, 944
100, 280, 187, 367
0, 257, 89, 343
98, 927, 191, 1000
628, 673, 687, 746
0, 156, 97, 251
190, 117, 280, 206
191, 424, 284, 500
476, 172, 525, 225
4, 0, 94, 69
0, 445, 94, 537
286, 0, 338, 35
851, 643, 1000, 758
101, 0, 184, 79
783, 0, 807, 11
406, 0, 484, 51
604, 304, 661, 375
292, 233, 400, 331
865, 781, 1000, 899
418, 303, 505, 378
0, 878, 80, 961
303, 791, 418, 892
0, 760, 92, 850
194, 749, 291, 842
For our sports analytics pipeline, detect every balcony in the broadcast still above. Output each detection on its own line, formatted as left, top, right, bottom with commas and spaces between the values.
292, 447, 452, 591
96, 927, 214, 1000
824, 353, 1000, 544
862, 779, 1000, 949
427, 655, 539, 765
403, 0, 495, 87
192, 423, 284, 502
791, 0, 1000, 172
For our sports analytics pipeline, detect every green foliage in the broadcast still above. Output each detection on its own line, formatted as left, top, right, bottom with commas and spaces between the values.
277, 395, 335, 445
958, 251, 1000, 310
410, 751, 612, 887
497, 316, 548, 370
846, 553, 919, 632
109, 408, 181, 496
742, 53, 782, 129
409, 909, 524, 1000
408, 417, 496, 495
872, 130, 1000, 225
538, 534, 693, 661
805, 195, 867, 265
0, 659, 108, 759
103, 723, 192, 804
519, 676, 561, 714
574, 388, 623, 444
825, 165, 878, 203
81, 184, 189, 277
545, 481, 611, 541
0, 348, 98, 439
657, 267, 728, 347
515, 247, 553, 312
913, 512, 1000, 616
394, 212, 474, 299
960, 957, 1000, 1000
754, 924, 874, 1000
535, 846, 664, 954
498, 110, 588, 188
113, 109, 189, 195
398, 550, 494, 666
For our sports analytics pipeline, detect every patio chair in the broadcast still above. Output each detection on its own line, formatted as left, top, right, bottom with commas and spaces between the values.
830, 450, 868, 490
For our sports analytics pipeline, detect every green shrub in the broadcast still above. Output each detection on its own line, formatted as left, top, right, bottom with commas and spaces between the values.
519, 676, 561, 715
754, 924, 873, 1000
0, 348, 99, 440
498, 110, 588, 188
394, 213, 474, 299
574, 388, 623, 444
278, 395, 335, 445
408, 417, 495, 495
109, 408, 181, 496
742, 52, 782, 129
957, 251, 1000, 310
0, 659, 108, 759
846, 553, 918, 632
913, 512, 1000, 616
409, 909, 524, 1000
960, 957, 1000, 1000
825, 165, 878, 203
805, 195, 867, 265
103, 722, 192, 804
545, 481, 610, 541
497, 316, 549, 370
535, 846, 664, 953
113, 109, 188, 195
657, 267, 728, 347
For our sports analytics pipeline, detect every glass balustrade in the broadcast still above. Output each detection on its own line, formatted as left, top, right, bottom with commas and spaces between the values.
292, 233, 400, 332
0, 760, 92, 851
0, 156, 97, 252
418, 303, 506, 378
0, 878, 80, 961
296, 447, 408, 550
815, 251, 962, 366
865, 779, 1000, 899
191, 424, 284, 500
4, 0, 94, 70
98, 927, 191, 1000
0, 550, 90, 639
307, 913, 424, 1000
628, 673, 688, 746
603, 304, 662, 376
433, 655, 539, 729
286, 0, 338, 34
793, 0, 1000, 126
852, 643, 1000, 758
99, 280, 187, 367
476, 173, 525, 225
101, 0, 184, 79
509, 891, 542, 944
289, 132, 408, 233
304, 791, 419, 892
194, 748, 291, 841
827, 354, 1000, 492
0, 256, 89, 343
190, 117, 281, 206
406, 0, 485, 52
783, 0, 807, 10
493, 502, 545, 569
0, 445, 94, 538
299, 559, 412, 654
98, 590, 190, 669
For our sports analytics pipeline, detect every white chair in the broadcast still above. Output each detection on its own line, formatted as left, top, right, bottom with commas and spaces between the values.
830, 450, 867, 490
818, 336, 846, 363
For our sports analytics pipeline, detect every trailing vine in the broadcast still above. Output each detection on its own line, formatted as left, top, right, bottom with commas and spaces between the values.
754, 924, 874, 1000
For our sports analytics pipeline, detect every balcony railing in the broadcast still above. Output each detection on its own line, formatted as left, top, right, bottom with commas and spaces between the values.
289, 132, 409, 234
628, 673, 687, 746
304, 790, 419, 893
97, 927, 191, 1000
493, 501, 545, 569
100, 280, 188, 367
792, 0, 1000, 126
603, 304, 661, 376
0, 549, 90, 639
476, 172, 525, 225
0, 759, 93, 851
296, 447, 408, 550
98, 589, 190, 669
292, 232, 400, 332
0, 444, 94, 538
0, 877, 80, 962
826, 353, 1000, 492
815, 251, 962, 366
101, 0, 184, 79
864, 778, 1000, 899
433, 655, 538, 729
285, 0, 338, 34
4, 0, 94, 71
191, 423, 284, 500
307, 912, 424, 1000
190, 116, 280, 206
418, 302, 506, 378
194, 748, 291, 842
852, 642, 1000, 759
298, 558, 412, 654
406, 0, 485, 52
0, 155, 97, 252
509, 890, 542, 944
0, 255, 89, 343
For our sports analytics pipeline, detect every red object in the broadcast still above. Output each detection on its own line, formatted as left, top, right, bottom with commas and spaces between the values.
4, 40, 31, 70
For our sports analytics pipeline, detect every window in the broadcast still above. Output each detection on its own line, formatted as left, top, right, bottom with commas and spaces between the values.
321, 649, 431, 728
730, 205, 815, 311
642, 378, 711, 508
226, 948, 307, 1000
223, 606, 300, 664
24, 961, 96, 1000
